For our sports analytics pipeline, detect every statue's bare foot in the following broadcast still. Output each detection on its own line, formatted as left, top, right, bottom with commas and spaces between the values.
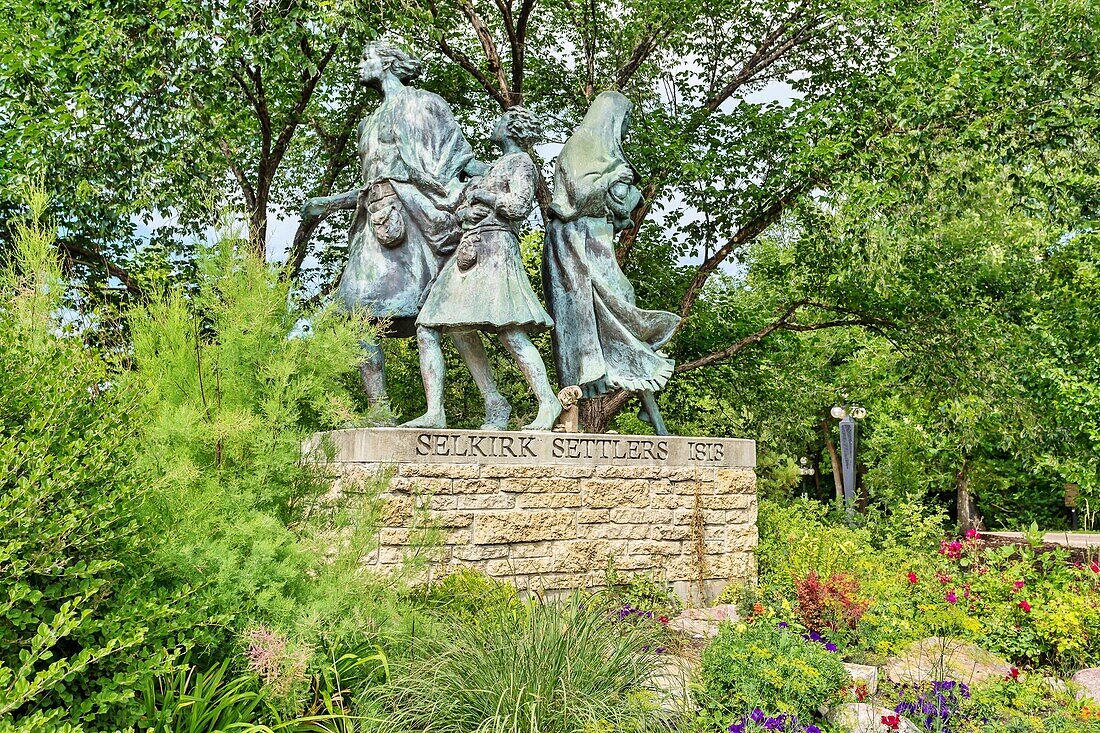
480, 396, 511, 430
402, 411, 446, 428
523, 400, 563, 431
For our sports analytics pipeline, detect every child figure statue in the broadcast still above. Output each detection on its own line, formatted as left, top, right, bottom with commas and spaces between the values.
405, 107, 562, 431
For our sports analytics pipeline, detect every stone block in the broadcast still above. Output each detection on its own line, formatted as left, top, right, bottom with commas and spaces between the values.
510, 541, 553, 558
576, 509, 609, 523
626, 540, 681, 557
516, 492, 581, 509
552, 540, 612, 572
451, 478, 500, 494
583, 478, 649, 508
480, 464, 560, 479
660, 467, 697, 481
398, 463, 479, 479
595, 465, 661, 479
452, 544, 509, 561
610, 507, 672, 525
434, 511, 474, 528
650, 525, 691, 541
386, 476, 452, 495
499, 477, 579, 493
716, 468, 756, 494
699, 494, 755, 511
457, 494, 515, 510
472, 511, 576, 544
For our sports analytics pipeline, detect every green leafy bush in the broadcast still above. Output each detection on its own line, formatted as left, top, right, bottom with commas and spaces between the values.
697, 621, 850, 726
124, 229, 388, 650
384, 597, 668, 733
0, 195, 188, 731
408, 568, 522, 622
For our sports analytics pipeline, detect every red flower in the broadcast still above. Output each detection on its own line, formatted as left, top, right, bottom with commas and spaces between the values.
1019, 600, 1032, 613
1090, 561, 1099, 574
1013, 580, 1025, 592
907, 572, 919, 584
658, 615, 670, 625
1005, 667, 1020, 681
881, 714, 901, 730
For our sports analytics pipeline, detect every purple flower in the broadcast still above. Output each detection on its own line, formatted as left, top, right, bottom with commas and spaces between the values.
805, 727, 820, 733
751, 708, 765, 724
777, 621, 789, 629
824, 642, 838, 652
655, 646, 667, 654
728, 722, 746, 733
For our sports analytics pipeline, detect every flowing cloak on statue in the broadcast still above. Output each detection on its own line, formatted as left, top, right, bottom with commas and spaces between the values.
335, 85, 475, 336
543, 91, 680, 396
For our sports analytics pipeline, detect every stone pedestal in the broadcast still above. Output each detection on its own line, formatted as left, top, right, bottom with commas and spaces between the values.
308, 427, 757, 605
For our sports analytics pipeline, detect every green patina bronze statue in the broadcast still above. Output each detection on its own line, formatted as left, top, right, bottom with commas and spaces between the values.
543, 91, 680, 435
407, 107, 561, 431
301, 42, 509, 425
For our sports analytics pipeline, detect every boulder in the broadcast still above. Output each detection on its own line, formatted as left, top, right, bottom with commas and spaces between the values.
650, 656, 697, 714
884, 637, 1012, 686
828, 703, 921, 733
844, 663, 879, 695
667, 604, 739, 639
1072, 669, 1100, 705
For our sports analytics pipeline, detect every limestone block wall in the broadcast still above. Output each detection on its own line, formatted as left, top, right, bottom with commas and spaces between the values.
321, 432, 758, 605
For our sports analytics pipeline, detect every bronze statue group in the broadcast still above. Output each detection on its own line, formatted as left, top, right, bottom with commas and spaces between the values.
301, 42, 679, 435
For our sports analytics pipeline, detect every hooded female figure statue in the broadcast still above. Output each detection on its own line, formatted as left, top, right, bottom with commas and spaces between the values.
543, 91, 680, 434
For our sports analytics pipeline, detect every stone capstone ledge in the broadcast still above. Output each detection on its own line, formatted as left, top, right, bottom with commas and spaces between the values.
311, 427, 758, 605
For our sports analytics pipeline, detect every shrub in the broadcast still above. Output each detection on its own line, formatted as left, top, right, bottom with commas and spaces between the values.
384, 597, 668, 733
697, 621, 850, 727
124, 229, 388, 651
793, 571, 870, 634
407, 568, 522, 622
0, 194, 189, 731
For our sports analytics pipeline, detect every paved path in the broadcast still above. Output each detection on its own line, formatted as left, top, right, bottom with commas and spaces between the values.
985, 531, 1100, 549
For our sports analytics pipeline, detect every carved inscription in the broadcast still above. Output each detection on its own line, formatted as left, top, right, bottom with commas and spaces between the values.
316, 427, 755, 468
416, 433, 537, 458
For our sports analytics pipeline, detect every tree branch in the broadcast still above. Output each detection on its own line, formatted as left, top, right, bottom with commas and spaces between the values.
60, 240, 143, 297
676, 186, 804, 323
438, 37, 508, 107
459, 0, 512, 103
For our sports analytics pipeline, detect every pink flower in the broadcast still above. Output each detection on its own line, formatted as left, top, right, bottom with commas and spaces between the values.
965, 528, 981, 540
1019, 600, 1032, 613
939, 540, 964, 559
1013, 580, 1025, 592
1090, 562, 1099, 574
907, 572, 919, 584
946, 590, 958, 604
936, 571, 953, 585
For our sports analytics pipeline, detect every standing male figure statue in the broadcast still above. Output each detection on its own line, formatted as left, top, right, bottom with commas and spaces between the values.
301, 42, 509, 426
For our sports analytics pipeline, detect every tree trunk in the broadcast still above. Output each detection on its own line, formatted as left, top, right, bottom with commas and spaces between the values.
580, 397, 612, 433
248, 188, 268, 260
820, 417, 843, 503
956, 458, 982, 532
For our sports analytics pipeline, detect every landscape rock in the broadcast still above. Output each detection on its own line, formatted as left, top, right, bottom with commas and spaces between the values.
843, 663, 879, 695
884, 637, 1012, 686
828, 703, 921, 733
1072, 669, 1100, 704
650, 656, 698, 715
667, 604, 739, 639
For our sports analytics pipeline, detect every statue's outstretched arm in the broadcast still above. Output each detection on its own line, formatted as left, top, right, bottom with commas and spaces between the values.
300, 189, 360, 221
